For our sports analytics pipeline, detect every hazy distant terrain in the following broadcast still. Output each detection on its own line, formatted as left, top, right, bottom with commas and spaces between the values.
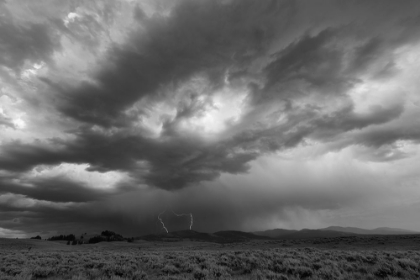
1, 232, 420, 279
254, 226, 420, 239
322, 226, 420, 235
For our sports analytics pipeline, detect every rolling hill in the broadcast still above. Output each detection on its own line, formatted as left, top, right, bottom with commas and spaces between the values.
253, 226, 419, 239
321, 226, 419, 235
253, 229, 358, 239
253, 229, 297, 238
139, 230, 269, 243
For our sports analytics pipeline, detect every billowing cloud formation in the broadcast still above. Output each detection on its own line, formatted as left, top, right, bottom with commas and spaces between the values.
1, 0, 420, 236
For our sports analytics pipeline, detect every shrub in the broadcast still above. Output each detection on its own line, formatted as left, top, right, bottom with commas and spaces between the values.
373, 263, 398, 278
162, 264, 180, 275
397, 258, 417, 270
132, 270, 148, 280
193, 268, 209, 280
295, 266, 313, 278
32, 266, 53, 278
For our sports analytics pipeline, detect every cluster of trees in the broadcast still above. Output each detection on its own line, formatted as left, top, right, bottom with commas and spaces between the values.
48, 234, 76, 241
88, 230, 125, 244
30, 236, 41, 240
46, 230, 130, 245
66, 240, 84, 245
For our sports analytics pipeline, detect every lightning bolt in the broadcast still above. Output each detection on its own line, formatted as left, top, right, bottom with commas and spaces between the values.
157, 209, 194, 233
158, 209, 168, 234
171, 210, 193, 230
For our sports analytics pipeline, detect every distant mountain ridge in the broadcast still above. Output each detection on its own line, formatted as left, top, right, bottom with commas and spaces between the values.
139, 226, 419, 243
139, 230, 269, 243
321, 226, 419, 235
253, 229, 297, 238
253, 226, 419, 239
254, 229, 358, 239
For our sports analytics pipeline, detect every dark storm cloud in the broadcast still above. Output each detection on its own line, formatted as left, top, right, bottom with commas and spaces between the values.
53, 0, 290, 127
2, 0, 420, 236
0, 141, 73, 172
2, 0, 419, 193
223, 100, 405, 157
309, 102, 405, 141
0, 17, 60, 71
0, 113, 261, 195
261, 23, 417, 104
0, 176, 111, 203
355, 125, 420, 148
0, 114, 15, 129
142, 142, 257, 189
348, 37, 387, 74
0, 200, 96, 235
263, 28, 352, 98
0, 128, 258, 190
351, 144, 409, 162
0, 189, 161, 236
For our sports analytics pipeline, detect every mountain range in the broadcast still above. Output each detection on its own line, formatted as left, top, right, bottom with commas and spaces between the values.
140, 230, 271, 243
322, 226, 419, 235
137, 226, 419, 243
253, 226, 419, 239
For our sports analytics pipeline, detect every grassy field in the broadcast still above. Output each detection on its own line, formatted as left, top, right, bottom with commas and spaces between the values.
1, 235, 420, 279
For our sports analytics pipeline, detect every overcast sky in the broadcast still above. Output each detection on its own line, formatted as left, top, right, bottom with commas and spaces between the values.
1, 0, 420, 238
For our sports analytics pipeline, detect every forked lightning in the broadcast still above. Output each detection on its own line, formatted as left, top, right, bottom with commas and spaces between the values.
157, 209, 193, 233
157, 209, 168, 233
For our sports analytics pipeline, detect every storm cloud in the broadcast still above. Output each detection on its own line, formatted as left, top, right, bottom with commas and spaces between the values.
1, 0, 420, 237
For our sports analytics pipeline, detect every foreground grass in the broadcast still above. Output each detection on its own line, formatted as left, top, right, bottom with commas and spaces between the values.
1, 247, 420, 279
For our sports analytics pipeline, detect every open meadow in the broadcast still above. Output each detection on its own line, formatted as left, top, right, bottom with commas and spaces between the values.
1, 234, 420, 280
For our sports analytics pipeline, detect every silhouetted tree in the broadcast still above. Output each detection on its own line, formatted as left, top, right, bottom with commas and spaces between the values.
48, 234, 75, 241
88, 230, 124, 243
88, 236, 105, 244
101, 230, 116, 237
